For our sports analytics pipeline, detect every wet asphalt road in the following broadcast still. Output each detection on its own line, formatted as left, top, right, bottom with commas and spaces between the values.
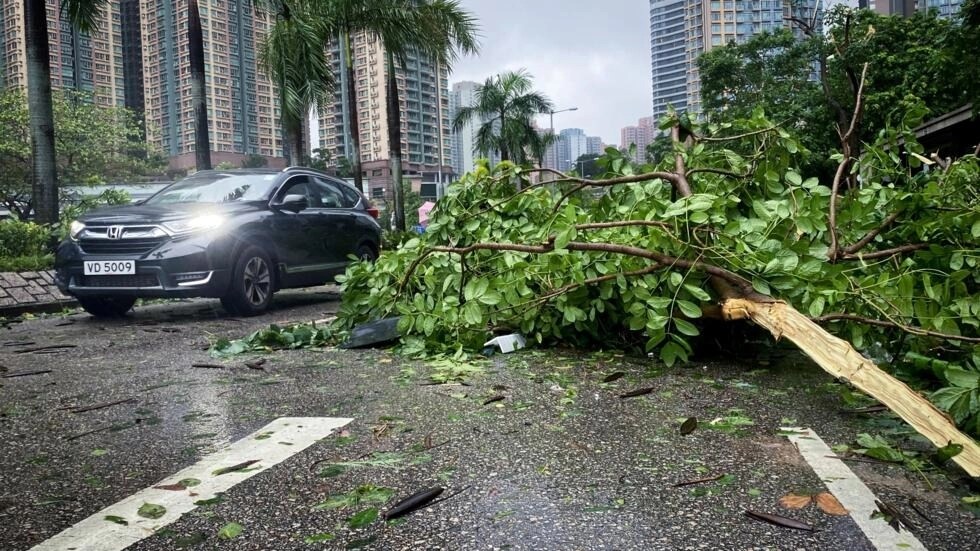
1, 288, 978, 550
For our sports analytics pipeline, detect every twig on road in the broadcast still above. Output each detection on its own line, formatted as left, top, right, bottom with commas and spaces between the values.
59, 398, 137, 414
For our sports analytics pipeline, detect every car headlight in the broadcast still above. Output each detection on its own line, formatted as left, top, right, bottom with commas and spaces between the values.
69, 220, 85, 241
163, 214, 225, 235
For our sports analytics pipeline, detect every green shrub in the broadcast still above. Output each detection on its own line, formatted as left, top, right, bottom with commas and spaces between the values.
0, 219, 50, 258
0, 254, 54, 272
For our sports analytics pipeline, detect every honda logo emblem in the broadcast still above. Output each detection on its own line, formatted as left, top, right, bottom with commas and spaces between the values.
106, 226, 123, 239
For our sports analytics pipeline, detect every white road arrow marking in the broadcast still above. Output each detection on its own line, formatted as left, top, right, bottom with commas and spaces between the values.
31, 417, 352, 551
782, 427, 927, 551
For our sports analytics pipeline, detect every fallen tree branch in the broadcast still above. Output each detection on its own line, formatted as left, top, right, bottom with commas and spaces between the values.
723, 298, 980, 477
813, 313, 980, 343
843, 210, 903, 255
840, 243, 929, 261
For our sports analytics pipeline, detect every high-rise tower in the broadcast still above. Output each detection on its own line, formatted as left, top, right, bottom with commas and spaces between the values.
315, 31, 453, 200
139, 0, 284, 169
649, 0, 821, 120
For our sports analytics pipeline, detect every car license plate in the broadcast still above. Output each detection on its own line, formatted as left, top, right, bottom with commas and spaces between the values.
83, 260, 136, 275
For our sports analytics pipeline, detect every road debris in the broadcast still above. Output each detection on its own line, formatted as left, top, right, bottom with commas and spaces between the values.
212, 459, 260, 476
484, 334, 526, 354
680, 417, 698, 435
744, 510, 816, 532
340, 317, 401, 349
59, 398, 137, 414
384, 487, 444, 520
1, 369, 53, 378
602, 371, 625, 383
673, 473, 725, 487
619, 387, 654, 398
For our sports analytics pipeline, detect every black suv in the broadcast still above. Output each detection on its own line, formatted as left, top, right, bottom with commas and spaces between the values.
55, 167, 381, 317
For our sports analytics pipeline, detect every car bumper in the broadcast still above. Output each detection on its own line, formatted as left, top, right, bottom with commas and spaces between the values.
54, 235, 233, 298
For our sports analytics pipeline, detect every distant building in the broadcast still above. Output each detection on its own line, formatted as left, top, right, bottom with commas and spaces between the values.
140, 0, 284, 170
450, 80, 499, 176
620, 116, 657, 157
316, 31, 453, 201
586, 136, 603, 155
0, 0, 125, 107
559, 128, 588, 172
648, 0, 821, 119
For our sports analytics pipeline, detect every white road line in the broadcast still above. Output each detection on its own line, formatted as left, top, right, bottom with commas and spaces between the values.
782, 427, 927, 551
31, 417, 352, 551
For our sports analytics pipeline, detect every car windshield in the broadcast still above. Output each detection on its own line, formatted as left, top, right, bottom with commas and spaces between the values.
145, 173, 279, 204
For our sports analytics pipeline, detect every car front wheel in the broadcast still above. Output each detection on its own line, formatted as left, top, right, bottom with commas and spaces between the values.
77, 295, 136, 318
356, 244, 377, 263
221, 245, 274, 316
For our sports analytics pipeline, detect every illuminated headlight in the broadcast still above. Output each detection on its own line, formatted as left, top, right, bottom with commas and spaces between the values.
163, 214, 225, 235
69, 220, 85, 241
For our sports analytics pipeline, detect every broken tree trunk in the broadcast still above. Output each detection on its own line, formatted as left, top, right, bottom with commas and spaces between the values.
722, 298, 980, 477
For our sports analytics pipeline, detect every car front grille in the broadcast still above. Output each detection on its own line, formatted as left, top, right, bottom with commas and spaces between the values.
78, 274, 160, 288
79, 238, 167, 256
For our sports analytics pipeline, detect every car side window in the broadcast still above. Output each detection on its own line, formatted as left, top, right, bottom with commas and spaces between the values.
276, 176, 320, 207
313, 177, 356, 209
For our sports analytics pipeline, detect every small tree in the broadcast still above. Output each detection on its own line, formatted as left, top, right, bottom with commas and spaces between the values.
241, 153, 269, 168
0, 89, 161, 220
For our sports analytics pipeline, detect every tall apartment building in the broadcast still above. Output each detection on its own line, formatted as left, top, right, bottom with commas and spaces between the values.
649, 0, 820, 120
0, 0, 125, 108
316, 32, 453, 200
620, 116, 657, 156
140, 0, 284, 170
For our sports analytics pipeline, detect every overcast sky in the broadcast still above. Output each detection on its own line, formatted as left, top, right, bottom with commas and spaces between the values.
449, 0, 652, 146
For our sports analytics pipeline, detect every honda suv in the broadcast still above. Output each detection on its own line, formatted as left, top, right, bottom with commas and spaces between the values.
55, 167, 381, 317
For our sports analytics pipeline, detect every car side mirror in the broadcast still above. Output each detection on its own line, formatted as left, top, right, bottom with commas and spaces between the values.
277, 194, 308, 213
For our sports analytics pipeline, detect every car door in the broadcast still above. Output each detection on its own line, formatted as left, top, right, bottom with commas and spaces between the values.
268, 175, 326, 282
311, 176, 361, 265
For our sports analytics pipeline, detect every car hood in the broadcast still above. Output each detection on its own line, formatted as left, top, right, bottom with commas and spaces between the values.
78, 202, 261, 225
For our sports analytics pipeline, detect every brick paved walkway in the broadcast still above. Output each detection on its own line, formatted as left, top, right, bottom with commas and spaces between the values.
0, 271, 76, 317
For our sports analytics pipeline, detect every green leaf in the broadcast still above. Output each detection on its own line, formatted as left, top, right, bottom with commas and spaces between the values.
217, 522, 243, 540
944, 368, 980, 389
936, 442, 964, 463
972, 220, 980, 238
808, 296, 826, 318
91, 448, 108, 457
347, 508, 378, 529
676, 300, 703, 319
751, 277, 770, 295
305, 533, 336, 543
683, 284, 712, 302
104, 515, 128, 526
178, 478, 201, 487
137, 502, 166, 520
785, 171, 802, 186
673, 319, 699, 336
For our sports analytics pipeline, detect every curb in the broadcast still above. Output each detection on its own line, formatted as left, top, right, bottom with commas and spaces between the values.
0, 299, 79, 319
0, 270, 78, 319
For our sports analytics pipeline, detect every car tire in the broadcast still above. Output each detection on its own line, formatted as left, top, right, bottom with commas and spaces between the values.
77, 295, 136, 318
356, 244, 377, 263
221, 245, 274, 316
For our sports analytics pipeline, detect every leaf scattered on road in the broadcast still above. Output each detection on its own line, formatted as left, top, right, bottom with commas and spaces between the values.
347, 508, 379, 528
217, 522, 243, 540
104, 515, 128, 525
137, 502, 166, 520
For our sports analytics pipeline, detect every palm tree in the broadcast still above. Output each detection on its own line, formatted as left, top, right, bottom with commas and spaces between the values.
188, 0, 211, 170
258, 1, 334, 165
24, 0, 109, 224
452, 69, 553, 166
379, 0, 478, 230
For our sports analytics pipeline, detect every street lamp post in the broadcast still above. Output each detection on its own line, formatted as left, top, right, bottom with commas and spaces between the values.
548, 107, 577, 172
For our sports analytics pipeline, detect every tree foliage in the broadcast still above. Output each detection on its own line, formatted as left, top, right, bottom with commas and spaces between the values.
0, 89, 161, 220
334, 108, 980, 436
698, 7, 980, 179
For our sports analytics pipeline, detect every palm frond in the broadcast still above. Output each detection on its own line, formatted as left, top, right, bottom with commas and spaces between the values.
61, 0, 110, 33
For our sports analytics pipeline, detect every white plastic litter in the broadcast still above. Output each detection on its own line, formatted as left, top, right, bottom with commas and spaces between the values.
484, 334, 526, 354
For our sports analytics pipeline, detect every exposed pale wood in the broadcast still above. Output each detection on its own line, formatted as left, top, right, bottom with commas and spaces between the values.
722, 298, 980, 477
